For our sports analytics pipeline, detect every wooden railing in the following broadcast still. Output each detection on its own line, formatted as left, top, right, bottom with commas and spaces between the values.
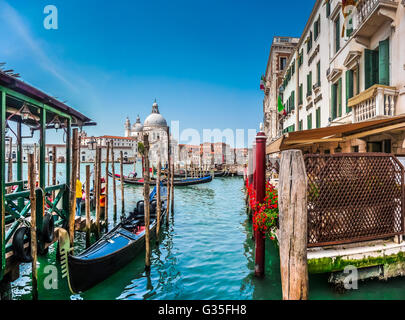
348, 84, 398, 122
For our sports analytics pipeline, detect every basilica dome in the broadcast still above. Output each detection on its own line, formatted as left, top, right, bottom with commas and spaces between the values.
143, 101, 167, 129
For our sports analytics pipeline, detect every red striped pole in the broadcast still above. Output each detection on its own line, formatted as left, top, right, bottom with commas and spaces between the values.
255, 131, 266, 277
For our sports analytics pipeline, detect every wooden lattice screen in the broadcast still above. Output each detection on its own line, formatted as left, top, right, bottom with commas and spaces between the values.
304, 153, 405, 247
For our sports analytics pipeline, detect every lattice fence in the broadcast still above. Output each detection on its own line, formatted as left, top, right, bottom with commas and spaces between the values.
304, 153, 405, 247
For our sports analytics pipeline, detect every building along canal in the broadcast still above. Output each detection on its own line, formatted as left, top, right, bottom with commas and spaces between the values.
6, 163, 405, 300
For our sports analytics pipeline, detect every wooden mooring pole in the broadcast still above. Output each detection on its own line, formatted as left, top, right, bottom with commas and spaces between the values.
279, 149, 308, 300
52, 146, 57, 199
111, 144, 117, 221
28, 153, 38, 300
69, 129, 79, 247
156, 156, 161, 244
254, 132, 266, 277
143, 134, 151, 271
95, 147, 101, 237
85, 165, 91, 248
105, 142, 110, 226
120, 151, 125, 218
171, 163, 174, 215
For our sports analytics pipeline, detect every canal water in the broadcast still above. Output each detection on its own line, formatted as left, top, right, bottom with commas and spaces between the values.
7, 163, 405, 300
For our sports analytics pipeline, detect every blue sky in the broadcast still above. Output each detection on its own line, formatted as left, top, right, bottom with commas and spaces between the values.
0, 0, 313, 146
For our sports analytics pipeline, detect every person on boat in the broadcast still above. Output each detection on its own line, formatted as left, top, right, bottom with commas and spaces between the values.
76, 179, 83, 217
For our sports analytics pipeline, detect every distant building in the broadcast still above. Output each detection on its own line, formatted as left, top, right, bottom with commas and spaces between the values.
262, 37, 299, 142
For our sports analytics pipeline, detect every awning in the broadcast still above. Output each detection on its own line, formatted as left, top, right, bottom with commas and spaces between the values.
267, 115, 405, 154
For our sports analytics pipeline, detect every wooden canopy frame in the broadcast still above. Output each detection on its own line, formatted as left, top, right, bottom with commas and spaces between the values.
267, 115, 405, 154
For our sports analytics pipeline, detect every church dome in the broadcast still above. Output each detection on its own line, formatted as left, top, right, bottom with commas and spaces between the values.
144, 101, 167, 128
132, 115, 144, 132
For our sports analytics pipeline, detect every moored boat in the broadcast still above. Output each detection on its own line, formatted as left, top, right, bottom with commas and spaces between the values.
65, 186, 167, 293
108, 171, 213, 186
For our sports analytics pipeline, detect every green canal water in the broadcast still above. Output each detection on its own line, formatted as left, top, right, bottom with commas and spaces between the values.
6, 163, 405, 300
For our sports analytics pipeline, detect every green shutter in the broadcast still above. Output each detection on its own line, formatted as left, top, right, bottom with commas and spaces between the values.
292, 90, 295, 110
307, 113, 312, 130
316, 108, 321, 128
299, 120, 303, 131
309, 71, 312, 92
331, 84, 337, 120
338, 78, 342, 117
326, 2, 331, 17
335, 16, 340, 53
364, 49, 379, 89
346, 70, 354, 113
317, 61, 321, 86
299, 84, 303, 105
379, 38, 390, 86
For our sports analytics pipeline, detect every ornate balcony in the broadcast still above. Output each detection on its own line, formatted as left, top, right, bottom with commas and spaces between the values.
353, 0, 399, 46
348, 84, 398, 123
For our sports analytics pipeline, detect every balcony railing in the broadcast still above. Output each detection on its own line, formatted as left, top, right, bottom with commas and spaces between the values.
348, 84, 398, 123
354, 0, 398, 42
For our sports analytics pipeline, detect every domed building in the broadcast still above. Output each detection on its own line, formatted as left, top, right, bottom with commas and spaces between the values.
124, 100, 176, 166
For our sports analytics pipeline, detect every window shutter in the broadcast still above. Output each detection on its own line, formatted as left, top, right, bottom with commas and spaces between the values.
346, 70, 354, 113
331, 84, 337, 120
317, 61, 321, 86
364, 49, 373, 89
316, 108, 321, 128
307, 113, 312, 130
292, 90, 295, 110
379, 38, 390, 86
335, 16, 340, 53
338, 78, 342, 117
326, 2, 331, 17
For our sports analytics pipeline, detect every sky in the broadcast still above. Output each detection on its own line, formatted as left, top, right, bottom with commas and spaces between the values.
0, 0, 313, 147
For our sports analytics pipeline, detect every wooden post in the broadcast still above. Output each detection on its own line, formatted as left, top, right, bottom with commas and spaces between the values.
166, 164, 171, 226
85, 165, 91, 247
69, 129, 79, 247
254, 132, 266, 277
78, 135, 81, 180
156, 156, 162, 243
52, 146, 57, 199
171, 163, 174, 215
95, 147, 101, 237
111, 143, 117, 221
120, 151, 125, 217
143, 134, 151, 270
28, 154, 38, 300
105, 141, 110, 225
279, 149, 308, 300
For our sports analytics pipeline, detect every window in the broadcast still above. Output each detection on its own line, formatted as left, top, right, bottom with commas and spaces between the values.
316, 108, 321, 128
316, 61, 321, 87
364, 39, 390, 90
307, 72, 312, 97
299, 120, 303, 131
280, 57, 287, 71
352, 146, 359, 153
331, 78, 342, 120
299, 84, 303, 105
307, 31, 313, 53
298, 50, 304, 67
307, 113, 313, 130
314, 15, 321, 40
346, 69, 354, 113
326, 1, 331, 17
335, 15, 341, 53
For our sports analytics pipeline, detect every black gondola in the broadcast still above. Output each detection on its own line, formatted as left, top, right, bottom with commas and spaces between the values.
66, 185, 167, 293
108, 171, 213, 186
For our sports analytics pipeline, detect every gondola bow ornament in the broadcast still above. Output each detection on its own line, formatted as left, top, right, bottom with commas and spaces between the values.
58, 228, 77, 294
